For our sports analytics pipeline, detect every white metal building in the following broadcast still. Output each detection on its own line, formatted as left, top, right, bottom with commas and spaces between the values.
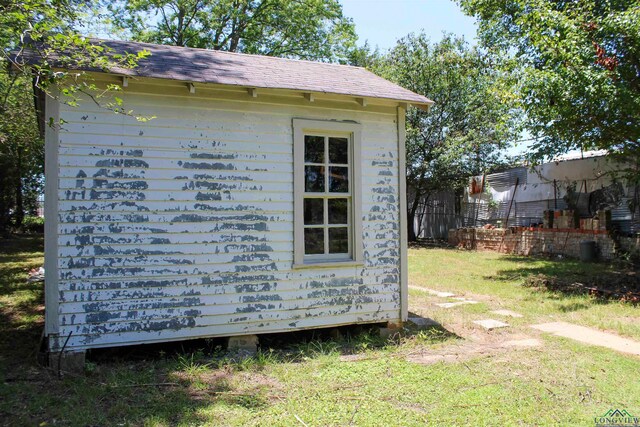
39, 39, 433, 353
463, 152, 636, 232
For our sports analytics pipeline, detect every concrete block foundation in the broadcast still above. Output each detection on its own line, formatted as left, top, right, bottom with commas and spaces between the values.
227, 335, 259, 355
48, 351, 86, 374
379, 321, 403, 339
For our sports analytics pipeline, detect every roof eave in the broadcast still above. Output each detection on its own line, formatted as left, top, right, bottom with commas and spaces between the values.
410, 101, 434, 112
84, 68, 436, 111
396, 100, 434, 112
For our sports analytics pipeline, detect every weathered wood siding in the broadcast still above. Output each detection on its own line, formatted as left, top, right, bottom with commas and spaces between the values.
48, 81, 402, 351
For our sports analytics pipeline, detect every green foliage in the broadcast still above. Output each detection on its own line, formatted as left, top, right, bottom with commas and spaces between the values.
484, 187, 498, 212
21, 216, 44, 234
1, 0, 151, 232
379, 33, 520, 239
109, 0, 357, 62
0, 74, 43, 231
459, 0, 640, 177
345, 41, 383, 67
2, 0, 149, 99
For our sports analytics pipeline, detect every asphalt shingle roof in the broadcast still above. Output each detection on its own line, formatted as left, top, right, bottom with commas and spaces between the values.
92, 39, 433, 106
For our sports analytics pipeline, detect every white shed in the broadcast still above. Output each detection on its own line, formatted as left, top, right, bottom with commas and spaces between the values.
40, 39, 433, 357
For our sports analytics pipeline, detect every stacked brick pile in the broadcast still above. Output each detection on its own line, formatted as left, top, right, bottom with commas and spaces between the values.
448, 227, 636, 260
448, 208, 630, 260
543, 209, 611, 231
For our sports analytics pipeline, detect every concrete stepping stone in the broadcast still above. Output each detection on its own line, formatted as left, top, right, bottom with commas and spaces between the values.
436, 301, 478, 308
408, 286, 456, 298
408, 317, 440, 327
473, 319, 510, 330
531, 322, 640, 356
431, 290, 457, 298
491, 309, 523, 318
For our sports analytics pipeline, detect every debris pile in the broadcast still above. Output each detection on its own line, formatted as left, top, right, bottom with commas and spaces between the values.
522, 272, 640, 303
27, 267, 45, 283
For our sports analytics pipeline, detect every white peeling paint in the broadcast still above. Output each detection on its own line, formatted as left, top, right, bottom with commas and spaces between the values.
47, 87, 403, 351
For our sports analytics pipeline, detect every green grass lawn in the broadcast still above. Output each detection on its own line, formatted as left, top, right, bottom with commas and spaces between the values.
1, 238, 639, 426
408, 248, 640, 341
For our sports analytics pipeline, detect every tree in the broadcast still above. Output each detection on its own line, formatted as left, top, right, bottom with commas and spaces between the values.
0, 74, 43, 230
459, 0, 640, 177
1, 0, 149, 232
345, 41, 382, 68
380, 33, 519, 240
109, 0, 357, 62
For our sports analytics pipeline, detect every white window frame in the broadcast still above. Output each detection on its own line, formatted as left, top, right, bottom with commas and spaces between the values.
293, 118, 363, 268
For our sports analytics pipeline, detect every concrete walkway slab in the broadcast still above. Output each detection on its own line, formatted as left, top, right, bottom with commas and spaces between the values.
436, 301, 478, 308
474, 319, 510, 330
531, 322, 640, 356
491, 309, 524, 318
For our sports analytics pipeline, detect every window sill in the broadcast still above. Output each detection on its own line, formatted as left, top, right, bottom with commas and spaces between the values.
292, 260, 364, 270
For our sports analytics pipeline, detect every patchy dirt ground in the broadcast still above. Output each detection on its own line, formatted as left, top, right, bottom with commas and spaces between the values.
406, 283, 640, 366
405, 336, 542, 365
403, 306, 543, 366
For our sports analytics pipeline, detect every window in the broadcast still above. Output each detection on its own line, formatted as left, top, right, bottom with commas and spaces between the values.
293, 119, 362, 266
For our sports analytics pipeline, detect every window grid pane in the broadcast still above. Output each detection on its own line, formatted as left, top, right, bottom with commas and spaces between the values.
329, 166, 349, 193
304, 165, 325, 192
328, 198, 348, 225
303, 133, 352, 257
304, 228, 324, 254
329, 137, 349, 164
304, 135, 324, 163
304, 198, 324, 225
329, 227, 349, 254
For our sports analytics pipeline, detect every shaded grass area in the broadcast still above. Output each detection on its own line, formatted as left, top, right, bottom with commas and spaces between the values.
0, 238, 639, 426
0, 236, 46, 372
0, 321, 455, 426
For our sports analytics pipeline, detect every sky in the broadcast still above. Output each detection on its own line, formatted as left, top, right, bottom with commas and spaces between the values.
339, 0, 478, 51
339, 0, 530, 157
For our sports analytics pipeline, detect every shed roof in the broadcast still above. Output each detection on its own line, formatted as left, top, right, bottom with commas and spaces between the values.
57, 39, 433, 107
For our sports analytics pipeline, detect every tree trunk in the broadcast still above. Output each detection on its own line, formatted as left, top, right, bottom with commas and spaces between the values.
407, 210, 416, 242
407, 189, 422, 242
14, 149, 23, 229
415, 194, 430, 238
175, 7, 186, 46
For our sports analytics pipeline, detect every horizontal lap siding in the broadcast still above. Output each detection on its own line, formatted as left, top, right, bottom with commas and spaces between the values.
52, 91, 400, 351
